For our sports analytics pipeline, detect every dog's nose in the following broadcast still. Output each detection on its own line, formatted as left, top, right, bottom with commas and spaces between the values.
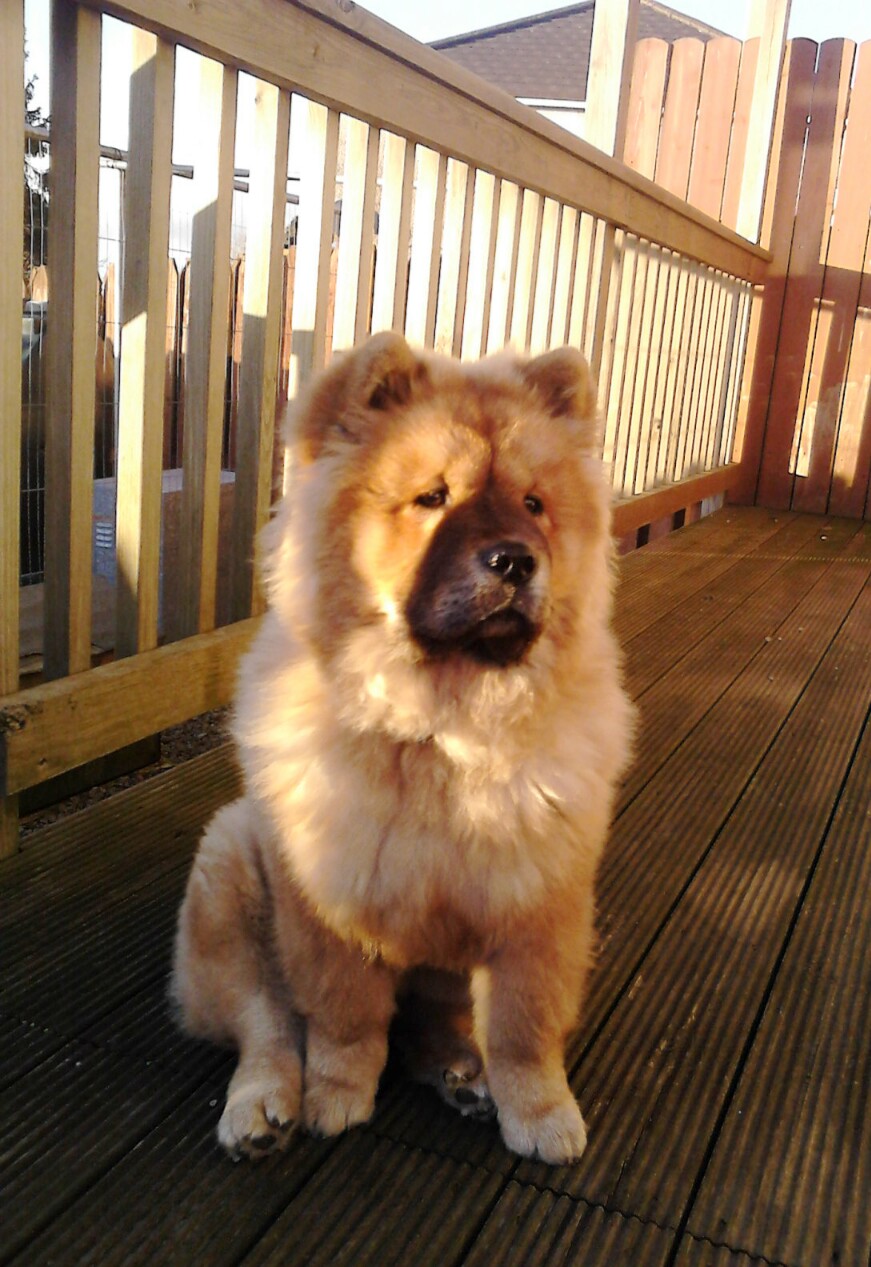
482, 541, 537, 585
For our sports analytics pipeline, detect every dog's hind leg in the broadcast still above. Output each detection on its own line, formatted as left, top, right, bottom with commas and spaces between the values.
170, 799, 303, 1160
393, 968, 495, 1120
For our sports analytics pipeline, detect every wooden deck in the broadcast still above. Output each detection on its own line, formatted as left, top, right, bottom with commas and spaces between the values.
2, 506, 869, 1267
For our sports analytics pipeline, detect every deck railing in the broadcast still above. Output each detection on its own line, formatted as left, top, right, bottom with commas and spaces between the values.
0, 0, 771, 854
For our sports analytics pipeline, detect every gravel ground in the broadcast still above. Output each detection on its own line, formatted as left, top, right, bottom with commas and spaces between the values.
19, 708, 231, 838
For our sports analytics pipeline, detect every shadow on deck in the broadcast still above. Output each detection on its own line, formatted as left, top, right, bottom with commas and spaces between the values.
2, 507, 869, 1267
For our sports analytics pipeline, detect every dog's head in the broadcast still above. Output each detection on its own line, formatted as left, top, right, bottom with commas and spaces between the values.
265, 333, 612, 733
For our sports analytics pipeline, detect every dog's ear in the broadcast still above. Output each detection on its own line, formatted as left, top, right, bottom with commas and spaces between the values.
354, 331, 429, 412
521, 347, 600, 450
291, 332, 430, 461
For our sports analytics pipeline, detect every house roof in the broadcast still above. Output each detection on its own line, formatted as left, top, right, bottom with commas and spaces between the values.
431, 1, 726, 102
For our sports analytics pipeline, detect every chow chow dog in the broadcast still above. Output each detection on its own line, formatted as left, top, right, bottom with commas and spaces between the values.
171, 333, 633, 1165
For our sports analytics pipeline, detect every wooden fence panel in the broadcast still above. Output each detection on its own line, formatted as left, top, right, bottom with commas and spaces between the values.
721, 37, 760, 231
656, 38, 704, 200
795, 41, 871, 515
689, 38, 742, 220
828, 44, 871, 518
625, 39, 669, 179
756, 40, 853, 510
730, 40, 818, 506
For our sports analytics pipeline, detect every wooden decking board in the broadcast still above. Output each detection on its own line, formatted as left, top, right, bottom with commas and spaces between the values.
671, 1236, 781, 1266
6, 746, 237, 926
580, 552, 871, 1048
239, 1135, 504, 1266
614, 510, 802, 641
1, 509, 868, 1267
0, 875, 185, 1030
0, 1039, 221, 1263
686, 709, 871, 1267
620, 543, 866, 805
461, 1182, 676, 1266
4, 1068, 340, 1267
0, 1014, 68, 1090
621, 514, 863, 696
512, 578, 871, 1225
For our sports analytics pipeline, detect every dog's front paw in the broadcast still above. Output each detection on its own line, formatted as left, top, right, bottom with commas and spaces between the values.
303, 1074, 377, 1137
218, 1070, 301, 1161
498, 1093, 588, 1165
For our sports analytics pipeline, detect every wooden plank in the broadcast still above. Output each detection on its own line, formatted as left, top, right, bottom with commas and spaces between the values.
642, 250, 679, 489
735, 0, 792, 242
794, 40, 869, 515
583, 0, 640, 158
371, 132, 413, 334
114, 31, 175, 658
612, 242, 653, 494
568, 214, 600, 356
538, 553, 871, 1226
508, 190, 543, 352
228, 82, 290, 622
730, 39, 817, 505
624, 39, 669, 180
687, 696, 871, 1267
658, 264, 696, 483
0, 619, 258, 796
528, 197, 561, 355
611, 465, 737, 537
43, 2, 101, 679
720, 37, 760, 231
461, 169, 498, 360
830, 250, 871, 518
0, 0, 24, 856
756, 41, 852, 510
549, 205, 579, 348
485, 181, 521, 353
600, 235, 637, 472
464, 1184, 675, 1266
289, 98, 340, 392
688, 37, 742, 220
332, 117, 379, 350
433, 160, 473, 356
656, 38, 704, 200
174, 58, 237, 639
404, 147, 447, 349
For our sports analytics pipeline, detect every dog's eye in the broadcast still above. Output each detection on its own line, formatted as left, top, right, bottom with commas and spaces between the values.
415, 486, 448, 510
524, 493, 544, 516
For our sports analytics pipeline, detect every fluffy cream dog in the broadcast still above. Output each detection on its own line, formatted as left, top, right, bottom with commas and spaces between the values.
171, 333, 633, 1165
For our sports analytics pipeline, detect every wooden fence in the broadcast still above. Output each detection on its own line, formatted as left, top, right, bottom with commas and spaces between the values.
620, 33, 871, 518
